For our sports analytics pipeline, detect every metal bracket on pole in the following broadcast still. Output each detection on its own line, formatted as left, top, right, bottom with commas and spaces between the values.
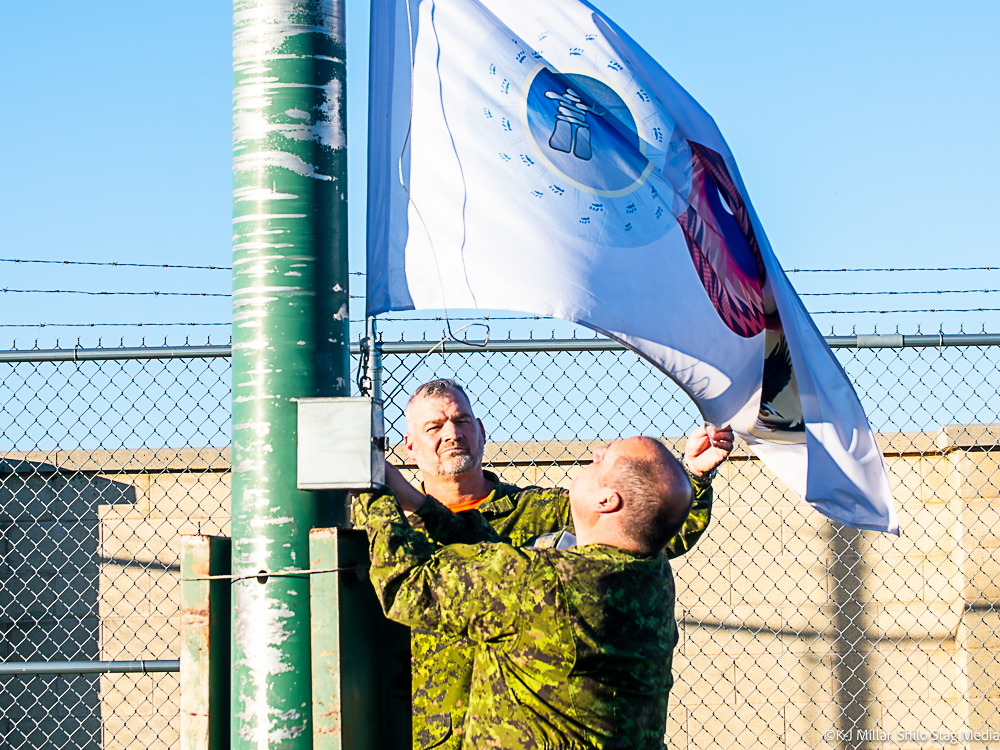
297, 398, 386, 490
369, 317, 383, 406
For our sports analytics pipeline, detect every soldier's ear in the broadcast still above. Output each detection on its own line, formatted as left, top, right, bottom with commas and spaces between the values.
477, 418, 486, 442
403, 433, 416, 457
595, 490, 623, 514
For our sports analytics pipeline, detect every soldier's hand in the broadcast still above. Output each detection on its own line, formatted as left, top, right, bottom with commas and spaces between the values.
683, 425, 734, 477
384, 461, 427, 512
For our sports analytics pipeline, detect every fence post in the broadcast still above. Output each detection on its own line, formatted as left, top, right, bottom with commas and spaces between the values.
310, 529, 377, 749
310, 527, 412, 750
180, 535, 231, 750
231, 0, 349, 747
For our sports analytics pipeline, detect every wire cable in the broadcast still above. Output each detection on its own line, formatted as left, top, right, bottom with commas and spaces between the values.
0, 258, 367, 275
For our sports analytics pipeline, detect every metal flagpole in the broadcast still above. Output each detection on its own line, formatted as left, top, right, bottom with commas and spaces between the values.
231, 1, 349, 747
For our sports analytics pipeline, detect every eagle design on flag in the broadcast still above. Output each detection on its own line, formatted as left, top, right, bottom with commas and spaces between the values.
676, 142, 805, 439
678, 142, 769, 339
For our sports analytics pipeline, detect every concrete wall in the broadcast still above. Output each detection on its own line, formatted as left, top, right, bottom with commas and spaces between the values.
1, 428, 998, 749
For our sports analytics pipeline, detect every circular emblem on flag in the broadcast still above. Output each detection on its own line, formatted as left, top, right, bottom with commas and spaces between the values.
471, 31, 678, 248
523, 67, 651, 197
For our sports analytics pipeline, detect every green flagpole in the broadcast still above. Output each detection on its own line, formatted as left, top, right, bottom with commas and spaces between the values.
231, 0, 348, 746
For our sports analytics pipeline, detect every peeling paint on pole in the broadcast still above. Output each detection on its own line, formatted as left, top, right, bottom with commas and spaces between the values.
231, 0, 348, 748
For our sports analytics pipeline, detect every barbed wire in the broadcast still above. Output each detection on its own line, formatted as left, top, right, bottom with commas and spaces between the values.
0, 289, 364, 298
0, 258, 368, 275
370, 310, 1000, 321
787, 266, 999, 273
7, 257, 999, 276
359, 290, 1000, 301
0, 322, 233, 328
811, 308, 1000, 315
366, 310, 1000, 321
366, 315, 547, 322
3, 306, 998, 330
0, 317, 535, 328
799, 289, 1000, 297
1, 288, 229, 297
0, 258, 229, 270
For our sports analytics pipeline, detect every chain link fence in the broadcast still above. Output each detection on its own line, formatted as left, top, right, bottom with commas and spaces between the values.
1, 332, 998, 749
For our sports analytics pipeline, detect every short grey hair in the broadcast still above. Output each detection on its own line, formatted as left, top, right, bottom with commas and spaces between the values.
405, 379, 473, 432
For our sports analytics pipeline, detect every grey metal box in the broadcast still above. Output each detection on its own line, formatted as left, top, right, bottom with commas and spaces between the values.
297, 397, 385, 490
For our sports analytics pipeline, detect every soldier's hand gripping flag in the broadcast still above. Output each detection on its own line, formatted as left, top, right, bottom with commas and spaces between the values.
366, 0, 898, 533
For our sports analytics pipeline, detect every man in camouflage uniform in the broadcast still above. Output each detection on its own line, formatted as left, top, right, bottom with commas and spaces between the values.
354, 433, 732, 749
367, 378, 731, 749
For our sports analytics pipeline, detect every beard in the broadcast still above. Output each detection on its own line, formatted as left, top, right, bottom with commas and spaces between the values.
429, 439, 485, 477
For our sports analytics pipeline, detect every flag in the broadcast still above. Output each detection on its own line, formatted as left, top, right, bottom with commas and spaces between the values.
366, 0, 899, 533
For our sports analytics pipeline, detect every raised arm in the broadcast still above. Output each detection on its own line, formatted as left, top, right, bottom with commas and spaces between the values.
385, 461, 502, 545
662, 425, 734, 559
352, 462, 502, 545
662, 471, 714, 558
354, 492, 528, 642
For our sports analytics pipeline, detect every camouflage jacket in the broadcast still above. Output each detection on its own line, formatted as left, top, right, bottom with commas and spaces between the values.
356, 470, 714, 749
354, 491, 685, 749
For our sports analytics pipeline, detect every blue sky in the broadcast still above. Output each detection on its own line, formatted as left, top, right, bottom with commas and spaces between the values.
1, 0, 997, 349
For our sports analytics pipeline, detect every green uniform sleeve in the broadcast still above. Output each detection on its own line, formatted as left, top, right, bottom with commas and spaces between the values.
662, 469, 714, 559
352, 488, 501, 546
411, 495, 503, 545
356, 493, 528, 643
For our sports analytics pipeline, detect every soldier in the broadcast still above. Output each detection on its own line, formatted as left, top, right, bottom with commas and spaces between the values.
353, 432, 732, 749
366, 378, 731, 749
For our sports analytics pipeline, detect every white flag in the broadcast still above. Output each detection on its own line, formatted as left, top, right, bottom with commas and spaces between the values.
366, 0, 898, 533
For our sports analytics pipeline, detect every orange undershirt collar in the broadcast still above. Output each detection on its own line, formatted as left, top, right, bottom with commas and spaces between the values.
447, 494, 491, 513
421, 472, 497, 513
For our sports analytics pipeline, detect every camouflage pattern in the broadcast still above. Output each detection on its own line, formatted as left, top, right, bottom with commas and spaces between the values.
663, 471, 714, 559
354, 491, 685, 749
354, 473, 570, 748
355, 469, 714, 749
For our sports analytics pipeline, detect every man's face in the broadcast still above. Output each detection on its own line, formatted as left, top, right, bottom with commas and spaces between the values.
404, 392, 486, 478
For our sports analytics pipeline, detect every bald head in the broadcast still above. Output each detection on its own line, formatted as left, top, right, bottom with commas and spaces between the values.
600, 437, 693, 555
571, 436, 693, 556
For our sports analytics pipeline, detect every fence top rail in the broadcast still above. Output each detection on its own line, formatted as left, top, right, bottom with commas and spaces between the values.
0, 344, 232, 363
0, 333, 997, 363
0, 659, 180, 676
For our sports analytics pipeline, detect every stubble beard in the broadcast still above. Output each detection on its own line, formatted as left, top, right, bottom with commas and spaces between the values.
429, 439, 485, 478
